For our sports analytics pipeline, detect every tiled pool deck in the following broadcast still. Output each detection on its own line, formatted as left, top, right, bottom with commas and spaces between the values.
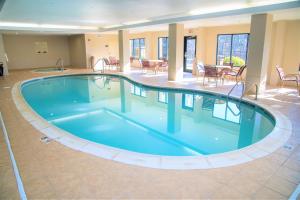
1, 68, 300, 199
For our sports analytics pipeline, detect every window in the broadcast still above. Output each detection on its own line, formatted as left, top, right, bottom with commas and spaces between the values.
130, 38, 145, 59
216, 33, 249, 66
182, 94, 194, 110
158, 92, 168, 104
213, 101, 240, 124
158, 37, 168, 59
130, 85, 146, 97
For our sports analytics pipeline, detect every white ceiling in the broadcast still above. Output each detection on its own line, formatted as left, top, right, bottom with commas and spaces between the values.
0, 0, 299, 34
128, 7, 300, 33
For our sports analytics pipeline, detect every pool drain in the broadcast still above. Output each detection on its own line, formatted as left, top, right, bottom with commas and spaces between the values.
40, 136, 52, 144
283, 144, 294, 150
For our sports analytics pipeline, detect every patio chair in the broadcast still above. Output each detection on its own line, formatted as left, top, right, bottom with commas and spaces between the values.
194, 61, 205, 80
140, 59, 155, 73
203, 65, 223, 86
223, 62, 234, 68
276, 65, 299, 89
159, 58, 168, 72
223, 65, 247, 83
103, 58, 111, 71
109, 56, 119, 65
109, 56, 120, 71
130, 56, 134, 63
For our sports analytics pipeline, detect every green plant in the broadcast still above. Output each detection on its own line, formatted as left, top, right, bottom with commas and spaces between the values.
223, 56, 245, 67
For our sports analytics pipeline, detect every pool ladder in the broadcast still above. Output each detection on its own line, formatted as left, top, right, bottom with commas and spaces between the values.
227, 80, 258, 101
93, 58, 105, 73
226, 81, 258, 116
56, 58, 64, 71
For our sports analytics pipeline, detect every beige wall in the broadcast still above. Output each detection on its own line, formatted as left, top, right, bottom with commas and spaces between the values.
85, 34, 119, 67
68, 34, 87, 68
3, 34, 70, 70
281, 20, 300, 74
268, 20, 300, 85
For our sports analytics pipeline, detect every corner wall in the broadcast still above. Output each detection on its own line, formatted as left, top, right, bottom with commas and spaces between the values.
3, 34, 70, 70
68, 34, 87, 68
84, 34, 119, 67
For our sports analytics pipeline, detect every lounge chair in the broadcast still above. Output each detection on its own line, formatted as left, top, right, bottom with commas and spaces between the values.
276, 65, 299, 90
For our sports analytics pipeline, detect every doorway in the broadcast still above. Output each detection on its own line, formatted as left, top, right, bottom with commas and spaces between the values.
183, 36, 197, 72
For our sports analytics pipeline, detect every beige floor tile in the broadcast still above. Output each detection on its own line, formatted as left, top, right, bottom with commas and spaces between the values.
276, 166, 300, 184
254, 186, 287, 199
265, 175, 297, 197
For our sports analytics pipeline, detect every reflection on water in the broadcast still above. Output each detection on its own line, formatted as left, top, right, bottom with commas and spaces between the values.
22, 75, 275, 156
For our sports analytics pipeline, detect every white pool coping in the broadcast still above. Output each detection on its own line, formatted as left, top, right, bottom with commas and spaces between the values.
12, 73, 293, 170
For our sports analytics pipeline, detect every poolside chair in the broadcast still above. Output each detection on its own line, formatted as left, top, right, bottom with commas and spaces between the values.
203, 65, 223, 86
103, 58, 111, 71
140, 59, 156, 73
130, 56, 134, 64
223, 65, 247, 83
223, 62, 234, 68
195, 61, 205, 80
159, 58, 168, 72
109, 56, 120, 71
276, 65, 299, 89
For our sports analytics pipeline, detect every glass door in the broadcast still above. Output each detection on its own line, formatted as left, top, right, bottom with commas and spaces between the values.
183, 36, 197, 72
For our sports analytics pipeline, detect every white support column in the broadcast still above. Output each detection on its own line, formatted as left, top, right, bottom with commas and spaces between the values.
118, 30, 130, 72
246, 13, 273, 92
168, 23, 184, 81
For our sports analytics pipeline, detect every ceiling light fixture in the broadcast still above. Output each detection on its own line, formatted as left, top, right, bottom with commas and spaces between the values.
189, 0, 298, 15
0, 22, 39, 28
0, 22, 98, 30
189, 3, 247, 15
103, 24, 122, 29
122, 19, 150, 25
39, 24, 98, 30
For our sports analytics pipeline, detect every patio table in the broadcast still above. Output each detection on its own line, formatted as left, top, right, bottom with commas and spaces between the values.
148, 59, 164, 74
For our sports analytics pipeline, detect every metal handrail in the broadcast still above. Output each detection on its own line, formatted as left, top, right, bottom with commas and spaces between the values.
55, 58, 64, 71
93, 58, 104, 72
226, 80, 244, 101
226, 101, 241, 116
241, 83, 258, 100
227, 81, 258, 101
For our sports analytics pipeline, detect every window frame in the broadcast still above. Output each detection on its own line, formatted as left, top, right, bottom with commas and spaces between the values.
157, 91, 168, 104
130, 85, 147, 98
182, 94, 194, 111
130, 38, 146, 59
216, 33, 250, 66
157, 37, 168, 60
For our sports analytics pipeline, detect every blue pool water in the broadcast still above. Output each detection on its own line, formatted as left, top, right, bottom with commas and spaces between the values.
21, 75, 275, 156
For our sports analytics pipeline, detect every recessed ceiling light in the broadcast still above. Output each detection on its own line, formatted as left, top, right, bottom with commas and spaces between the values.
122, 19, 150, 25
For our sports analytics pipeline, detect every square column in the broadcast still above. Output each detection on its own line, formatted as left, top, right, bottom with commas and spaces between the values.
168, 23, 184, 81
118, 30, 130, 72
246, 14, 273, 92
